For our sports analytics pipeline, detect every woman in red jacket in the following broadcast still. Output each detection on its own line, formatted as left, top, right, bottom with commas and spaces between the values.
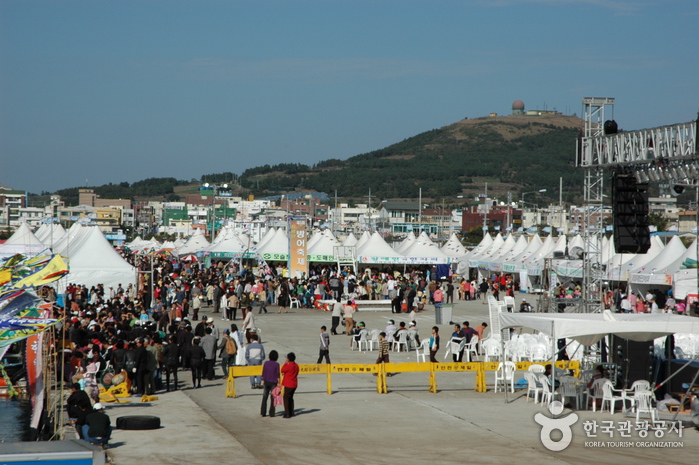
281, 352, 299, 418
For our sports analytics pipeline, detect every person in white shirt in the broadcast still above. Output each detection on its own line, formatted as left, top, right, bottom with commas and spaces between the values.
331, 300, 344, 335
650, 298, 660, 313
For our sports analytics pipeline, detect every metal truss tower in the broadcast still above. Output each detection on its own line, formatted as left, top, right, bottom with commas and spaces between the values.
578, 98, 615, 313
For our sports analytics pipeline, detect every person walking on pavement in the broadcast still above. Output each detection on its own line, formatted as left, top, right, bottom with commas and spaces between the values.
317, 326, 330, 363
201, 327, 217, 380
260, 350, 280, 417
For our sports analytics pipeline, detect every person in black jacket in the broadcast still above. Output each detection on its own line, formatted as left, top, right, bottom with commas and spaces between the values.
162, 335, 180, 391
134, 338, 150, 396
188, 337, 206, 389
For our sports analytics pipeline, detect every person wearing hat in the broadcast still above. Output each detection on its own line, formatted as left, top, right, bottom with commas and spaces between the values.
194, 315, 208, 338
82, 403, 111, 447
519, 299, 532, 312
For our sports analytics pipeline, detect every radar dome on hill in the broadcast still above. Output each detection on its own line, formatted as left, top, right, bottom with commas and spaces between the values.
512, 100, 525, 115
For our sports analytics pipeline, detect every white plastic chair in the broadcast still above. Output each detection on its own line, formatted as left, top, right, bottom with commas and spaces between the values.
585, 378, 606, 412
601, 380, 627, 414
635, 391, 658, 424
482, 339, 501, 362
538, 374, 557, 405
524, 371, 543, 403
289, 297, 300, 308
416, 339, 430, 363
528, 364, 545, 373
557, 376, 583, 409
445, 337, 465, 361
367, 329, 380, 351
504, 296, 515, 312
494, 361, 516, 393
393, 331, 409, 352
351, 329, 369, 351
624, 380, 651, 412
529, 344, 548, 363
465, 336, 479, 362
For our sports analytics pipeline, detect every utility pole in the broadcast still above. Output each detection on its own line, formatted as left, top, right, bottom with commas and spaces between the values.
483, 183, 488, 237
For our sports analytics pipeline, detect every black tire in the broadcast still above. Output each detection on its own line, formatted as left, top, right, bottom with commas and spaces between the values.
116, 415, 161, 430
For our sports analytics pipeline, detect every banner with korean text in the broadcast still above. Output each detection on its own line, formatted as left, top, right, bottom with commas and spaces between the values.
288, 217, 308, 279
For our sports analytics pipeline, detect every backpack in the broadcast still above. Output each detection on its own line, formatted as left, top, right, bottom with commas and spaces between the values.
433, 289, 444, 303
225, 336, 238, 356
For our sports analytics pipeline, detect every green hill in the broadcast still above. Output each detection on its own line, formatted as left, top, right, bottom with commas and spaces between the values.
240, 114, 585, 205
33, 114, 586, 207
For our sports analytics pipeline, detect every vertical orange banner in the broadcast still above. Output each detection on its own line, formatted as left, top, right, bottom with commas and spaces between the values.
288, 218, 308, 279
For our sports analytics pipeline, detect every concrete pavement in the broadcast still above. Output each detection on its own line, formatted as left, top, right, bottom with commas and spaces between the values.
105, 295, 696, 465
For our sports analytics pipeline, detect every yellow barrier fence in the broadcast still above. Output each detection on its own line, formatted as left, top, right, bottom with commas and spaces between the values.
225, 360, 581, 397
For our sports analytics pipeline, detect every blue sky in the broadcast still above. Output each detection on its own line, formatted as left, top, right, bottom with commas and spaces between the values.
1, 0, 697, 194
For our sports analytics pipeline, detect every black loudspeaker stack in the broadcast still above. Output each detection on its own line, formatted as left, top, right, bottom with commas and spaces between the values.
612, 172, 650, 253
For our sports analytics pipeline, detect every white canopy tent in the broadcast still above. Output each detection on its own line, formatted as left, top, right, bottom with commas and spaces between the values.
440, 233, 466, 259
399, 239, 451, 265
176, 231, 210, 255
502, 235, 544, 274
257, 228, 289, 262
0, 223, 48, 257
482, 234, 516, 272
355, 231, 372, 250
342, 233, 358, 247
628, 235, 687, 284
455, 233, 493, 275
500, 311, 699, 347
308, 234, 340, 262
356, 232, 405, 265
35, 223, 67, 247
604, 234, 665, 282
54, 225, 137, 292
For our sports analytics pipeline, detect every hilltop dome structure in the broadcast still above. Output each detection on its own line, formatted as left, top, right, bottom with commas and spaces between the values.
512, 100, 525, 115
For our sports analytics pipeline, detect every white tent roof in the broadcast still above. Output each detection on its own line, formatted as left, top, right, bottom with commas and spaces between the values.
469, 233, 504, 267
631, 237, 697, 287
630, 235, 686, 276
399, 238, 451, 264
202, 234, 248, 256
395, 232, 416, 254
356, 232, 404, 264
440, 233, 466, 258
482, 234, 517, 269
501, 234, 543, 274
258, 228, 289, 261
308, 234, 339, 262
456, 233, 493, 274
355, 231, 372, 250
35, 223, 67, 246
488, 235, 530, 270
176, 233, 211, 255
501, 311, 699, 346
0, 223, 48, 256
605, 235, 665, 281
56, 225, 136, 292
342, 233, 358, 247
255, 228, 277, 250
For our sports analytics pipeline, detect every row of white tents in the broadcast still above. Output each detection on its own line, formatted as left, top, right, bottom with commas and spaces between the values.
1, 222, 137, 292
457, 232, 698, 300
126, 227, 467, 266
